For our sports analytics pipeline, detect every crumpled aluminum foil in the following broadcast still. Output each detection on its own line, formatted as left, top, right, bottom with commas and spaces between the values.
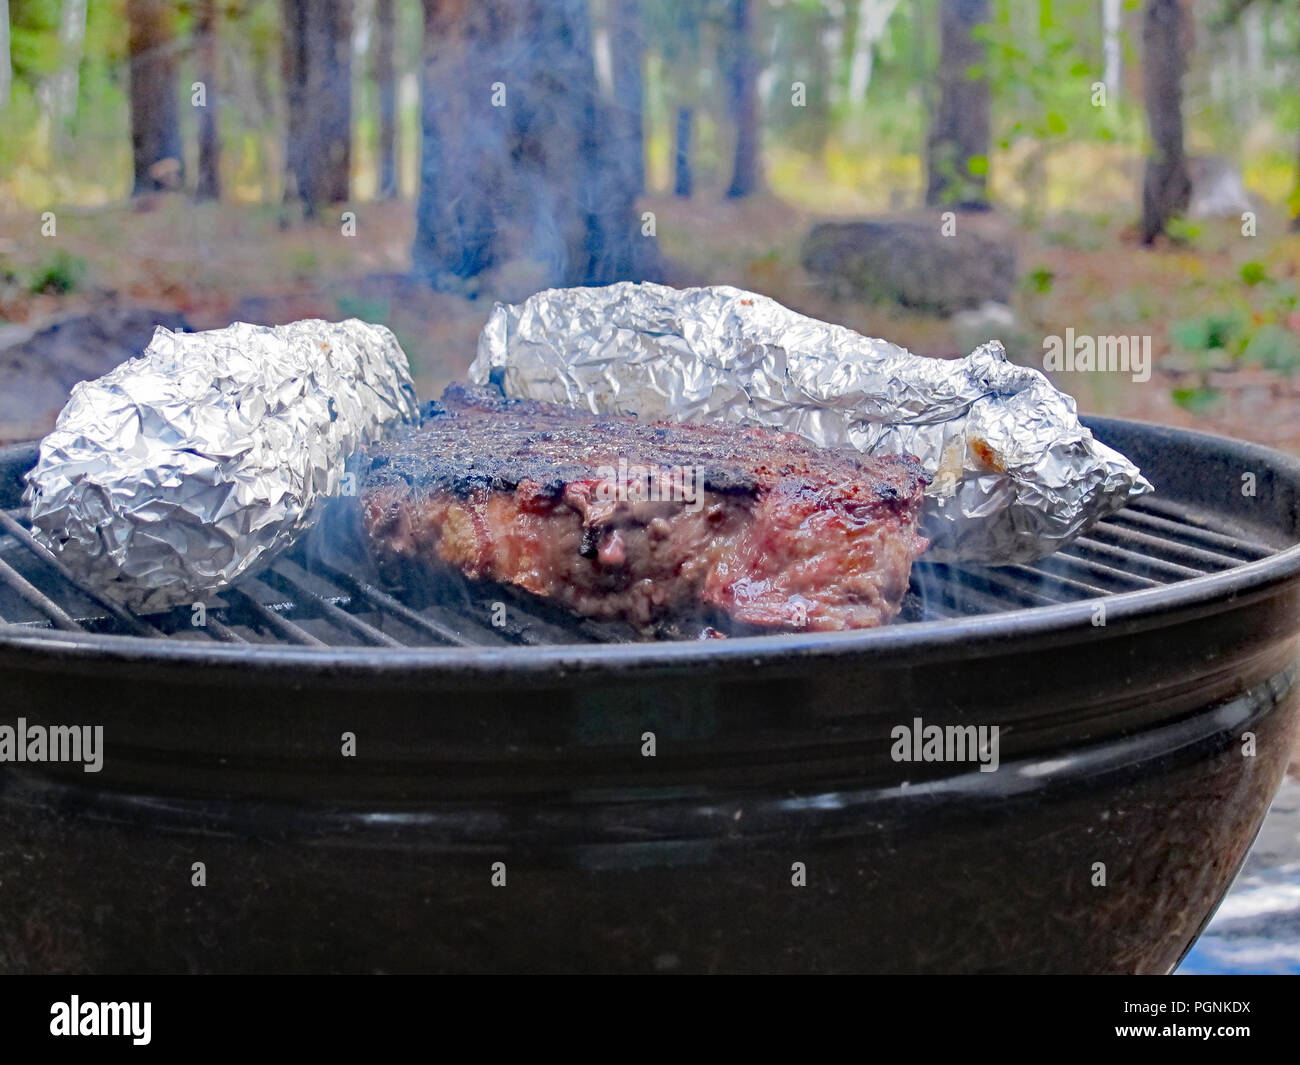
471, 282, 1153, 563
25, 319, 419, 612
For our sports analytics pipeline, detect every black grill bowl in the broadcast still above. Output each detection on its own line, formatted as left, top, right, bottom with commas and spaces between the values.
2, 416, 1300, 974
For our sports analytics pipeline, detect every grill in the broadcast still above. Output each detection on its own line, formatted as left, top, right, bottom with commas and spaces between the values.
0, 431, 1283, 649
3, 415, 1300, 975
0, 492, 1275, 645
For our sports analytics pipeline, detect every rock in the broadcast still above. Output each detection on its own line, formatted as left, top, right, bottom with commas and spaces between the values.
1187, 155, 1255, 220
0, 306, 189, 443
950, 301, 1028, 362
801, 218, 1017, 315
231, 293, 339, 326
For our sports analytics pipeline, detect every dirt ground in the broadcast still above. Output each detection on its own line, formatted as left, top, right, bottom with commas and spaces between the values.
3, 192, 1299, 448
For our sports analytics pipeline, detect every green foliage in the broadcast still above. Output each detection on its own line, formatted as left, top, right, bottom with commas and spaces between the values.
1240, 261, 1269, 286
8, 0, 64, 80
335, 295, 391, 324
1168, 271, 1300, 373
29, 251, 87, 295
979, 0, 1123, 149
1171, 309, 1247, 355
1164, 217, 1204, 245
1171, 386, 1221, 413
1026, 266, 1055, 294
289, 249, 321, 282
1200, 0, 1300, 154
1240, 323, 1300, 371
1, 0, 131, 198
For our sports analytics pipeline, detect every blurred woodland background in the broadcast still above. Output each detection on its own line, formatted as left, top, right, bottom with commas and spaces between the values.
1, 0, 1299, 449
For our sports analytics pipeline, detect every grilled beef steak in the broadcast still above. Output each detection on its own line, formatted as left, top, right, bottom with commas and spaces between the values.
359, 384, 929, 633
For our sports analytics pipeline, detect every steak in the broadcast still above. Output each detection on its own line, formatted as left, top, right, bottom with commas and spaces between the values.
359, 384, 929, 634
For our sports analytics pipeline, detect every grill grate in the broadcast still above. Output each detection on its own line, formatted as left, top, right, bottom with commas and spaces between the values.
0, 498, 1281, 648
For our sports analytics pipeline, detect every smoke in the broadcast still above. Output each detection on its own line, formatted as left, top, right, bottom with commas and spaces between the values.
411, 0, 660, 293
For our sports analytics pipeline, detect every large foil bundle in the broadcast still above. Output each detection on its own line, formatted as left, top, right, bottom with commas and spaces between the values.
25, 319, 420, 612
471, 282, 1152, 563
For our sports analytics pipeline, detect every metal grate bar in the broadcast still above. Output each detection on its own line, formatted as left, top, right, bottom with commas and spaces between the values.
226, 587, 327, 647
482, 585, 611, 645
1021, 549, 1161, 591
203, 616, 249, 644
0, 511, 161, 636
1106, 507, 1273, 561
0, 555, 84, 632
264, 562, 406, 648
1063, 535, 1208, 582
957, 564, 1071, 606
0, 494, 1287, 646
912, 563, 1037, 616
307, 559, 482, 647
1086, 521, 1251, 572
1129, 497, 1276, 554
993, 562, 1114, 601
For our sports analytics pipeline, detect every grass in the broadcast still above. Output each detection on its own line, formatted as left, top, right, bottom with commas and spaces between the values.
28, 251, 88, 295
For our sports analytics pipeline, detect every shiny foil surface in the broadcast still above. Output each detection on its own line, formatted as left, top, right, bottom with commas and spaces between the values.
471, 282, 1152, 563
25, 319, 419, 611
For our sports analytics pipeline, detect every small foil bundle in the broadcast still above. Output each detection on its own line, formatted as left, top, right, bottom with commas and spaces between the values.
25, 319, 420, 612
471, 282, 1153, 563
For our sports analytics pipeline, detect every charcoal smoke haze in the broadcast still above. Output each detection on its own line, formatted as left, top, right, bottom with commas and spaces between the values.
303, 488, 728, 644
412, 0, 661, 293
906, 550, 1095, 624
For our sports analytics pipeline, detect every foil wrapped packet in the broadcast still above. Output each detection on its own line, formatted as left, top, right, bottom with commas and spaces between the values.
25, 319, 419, 612
471, 282, 1152, 563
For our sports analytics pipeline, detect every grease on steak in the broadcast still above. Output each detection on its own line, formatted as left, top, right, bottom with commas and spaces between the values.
360, 384, 929, 633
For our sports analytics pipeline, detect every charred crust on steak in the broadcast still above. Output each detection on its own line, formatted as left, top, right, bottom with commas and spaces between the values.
359, 383, 931, 634
364, 383, 928, 504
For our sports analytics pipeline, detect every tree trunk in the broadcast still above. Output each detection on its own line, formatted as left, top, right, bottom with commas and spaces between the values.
127, 0, 184, 195
375, 0, 398, 199
663, 0, 701, 200
1140, 0, 1191, 244
578, 0, 655, 285
725, 0, 763, 199
282, 0, 306, 205
282, 0, 352, 211
1102, 0, 1122, 101
49, 0, 87, 132
609, 0, 645, 196
195, 0, 221, 200
413, 0, 653, 289
1291, 132, 1299, 232
412, 0, 513, 284
0, 0, 10, 113
925, 0, 991, 210
847, 0, 901, 102
673, 106, 694, 197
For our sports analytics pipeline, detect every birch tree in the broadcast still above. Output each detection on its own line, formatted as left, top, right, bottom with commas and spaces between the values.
1139, 0, 1191, 243
0, 0, 10, 113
